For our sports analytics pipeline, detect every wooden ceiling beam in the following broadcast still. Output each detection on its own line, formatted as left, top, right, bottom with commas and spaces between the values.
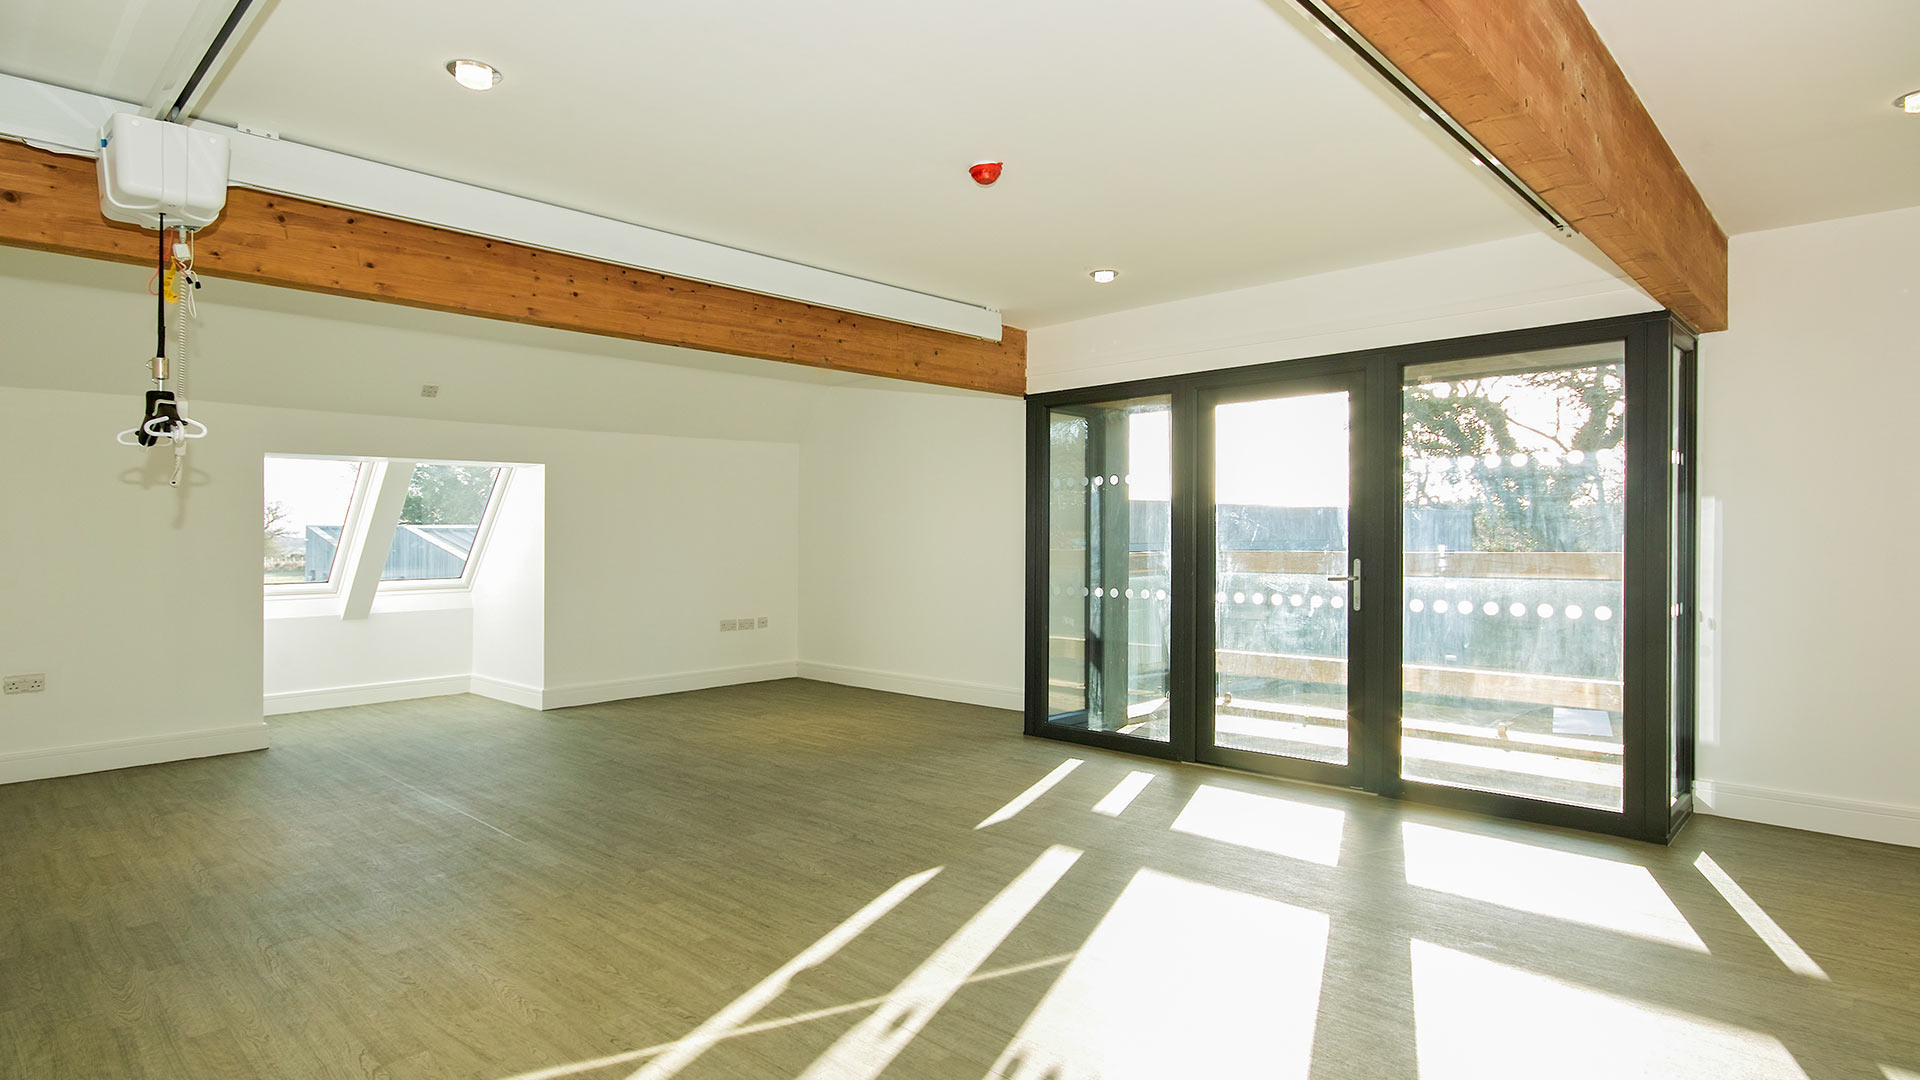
1321, 0, 1729, 332
0, 141, 1026, 395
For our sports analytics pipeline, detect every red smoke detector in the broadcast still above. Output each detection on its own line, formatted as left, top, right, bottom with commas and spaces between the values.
969, 161, 1004, 186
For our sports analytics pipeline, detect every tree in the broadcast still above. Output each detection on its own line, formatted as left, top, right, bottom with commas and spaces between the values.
1403, 365, 1625, 553
264, 500, 293, 557
401, 465, 496, 524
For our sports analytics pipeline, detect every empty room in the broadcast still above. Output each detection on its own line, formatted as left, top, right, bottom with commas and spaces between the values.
1, 0, 1917, 1077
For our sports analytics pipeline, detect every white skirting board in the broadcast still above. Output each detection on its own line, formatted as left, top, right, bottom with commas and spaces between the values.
0, 722, 269, 786
468, 675, 544, 710
264, 675, 472, 716
794, 661, 1022, 712
263, 663, 802, 716
1694, 780, 1920, 849
541, 662, 799, 710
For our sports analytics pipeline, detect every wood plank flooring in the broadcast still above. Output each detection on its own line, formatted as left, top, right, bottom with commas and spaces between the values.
2, 679, 1916, 1079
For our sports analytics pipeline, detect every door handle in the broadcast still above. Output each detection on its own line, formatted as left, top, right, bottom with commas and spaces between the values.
1325, 557, 1362, 612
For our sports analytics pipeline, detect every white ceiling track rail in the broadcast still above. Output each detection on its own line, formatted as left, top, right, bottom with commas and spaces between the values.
0, 73, 1005, 341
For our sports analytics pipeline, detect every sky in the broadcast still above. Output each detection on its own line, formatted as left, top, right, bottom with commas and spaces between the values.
264, 456, 362, 532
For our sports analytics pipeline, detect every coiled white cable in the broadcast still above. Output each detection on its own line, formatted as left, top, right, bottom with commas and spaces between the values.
175, 277, 189, 403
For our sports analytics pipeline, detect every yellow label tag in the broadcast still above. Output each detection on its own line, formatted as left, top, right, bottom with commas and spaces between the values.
162, 268, 179, 304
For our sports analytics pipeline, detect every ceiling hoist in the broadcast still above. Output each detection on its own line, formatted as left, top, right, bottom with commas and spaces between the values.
116, 215, 210, 485
101, 113, 230, 485
104, 0, 253, 486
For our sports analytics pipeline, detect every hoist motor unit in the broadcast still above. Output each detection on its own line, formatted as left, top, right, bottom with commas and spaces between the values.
97, 113, 230, 231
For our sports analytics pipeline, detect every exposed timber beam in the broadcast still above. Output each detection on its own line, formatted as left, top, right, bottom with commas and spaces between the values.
0, 141, 1027, 395
1305, 0, 1729, 332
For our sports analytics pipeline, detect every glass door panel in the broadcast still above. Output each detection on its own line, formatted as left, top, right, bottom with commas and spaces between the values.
1043, 396, 1173, 742
1208, 387, 1354, 771
1400, 344, 1628, 811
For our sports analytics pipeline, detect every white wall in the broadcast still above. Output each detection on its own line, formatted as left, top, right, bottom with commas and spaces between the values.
1693, 204, 1920, 846
264, 607, 476, 712
798, 385, 1027, 709
541, 431, 798, 707
1027, 232, 1657, 392
471, 466, 546, 707
0, 248, 810, 782
0, 388, 268, 783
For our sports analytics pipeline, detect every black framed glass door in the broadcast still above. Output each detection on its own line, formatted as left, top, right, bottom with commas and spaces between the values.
1198, 374, 1366, 786
1396, 343, 1632, 813
1034, 394, 1179, 755
1025, 313, 1696, 843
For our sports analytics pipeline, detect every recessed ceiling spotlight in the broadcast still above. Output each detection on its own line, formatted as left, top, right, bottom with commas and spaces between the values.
1090, 269, 1119, 284
446, 59, 502, 92
1896, 90, 1920, 114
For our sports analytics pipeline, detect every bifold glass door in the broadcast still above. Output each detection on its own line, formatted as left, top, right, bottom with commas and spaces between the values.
1040, 395, 1175, 745
1026, 313, 1695, 842
1399, 345, 1629, 813
1201, 379, 1360, 783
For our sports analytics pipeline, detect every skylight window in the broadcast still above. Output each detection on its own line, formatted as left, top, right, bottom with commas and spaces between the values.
264, 457, 365, 586
380, 464, 505, 583
264, 455, 513, 602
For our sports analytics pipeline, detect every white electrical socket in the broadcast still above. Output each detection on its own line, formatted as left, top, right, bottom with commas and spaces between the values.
739, 616, 756, 630
757, 617, 769, 629
4, 674, 46, 694
719, 619, 737, 632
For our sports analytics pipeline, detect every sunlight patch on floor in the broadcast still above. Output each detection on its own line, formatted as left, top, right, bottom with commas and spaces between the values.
1409, 940, 1809, 1080
987, 867, 1329, 1079
797, 845, 1084, 1080
495, 955, 1074, 1080
977, 760, 1084, 829
1170, 785, 1346, 866
1401, 822, 1706, 951
619, 866, 942, 1080
1091, 771, 1154, 817
1694, 852, 1829, 979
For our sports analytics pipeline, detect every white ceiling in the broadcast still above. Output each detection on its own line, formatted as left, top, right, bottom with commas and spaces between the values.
0, 0, 198, 104
1582, 0, 1920, 235
0, 0, 1544, 329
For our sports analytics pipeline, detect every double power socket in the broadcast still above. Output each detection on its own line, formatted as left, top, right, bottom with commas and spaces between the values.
720, 617, 769, 633
3, 673, 46, 695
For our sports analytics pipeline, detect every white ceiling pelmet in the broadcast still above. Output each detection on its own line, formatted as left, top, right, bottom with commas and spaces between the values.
1025, 233, 1657, 393
0, 74, 1003, 340
1580, 0, 1920, 233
